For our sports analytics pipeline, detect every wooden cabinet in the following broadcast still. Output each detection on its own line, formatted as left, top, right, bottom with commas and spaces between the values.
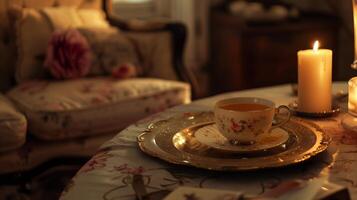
210, 9, 339, 93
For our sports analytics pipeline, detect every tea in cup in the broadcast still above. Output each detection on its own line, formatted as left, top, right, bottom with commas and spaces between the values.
214, 97, 290, 145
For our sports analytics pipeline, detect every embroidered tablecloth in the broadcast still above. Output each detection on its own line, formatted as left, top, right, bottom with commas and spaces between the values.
60, 83, 357, 200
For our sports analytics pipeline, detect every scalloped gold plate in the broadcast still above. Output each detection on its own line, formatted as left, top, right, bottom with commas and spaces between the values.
137, 112, 331, 171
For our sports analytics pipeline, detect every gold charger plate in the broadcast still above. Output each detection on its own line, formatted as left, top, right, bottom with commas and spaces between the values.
137, 112, 331, 171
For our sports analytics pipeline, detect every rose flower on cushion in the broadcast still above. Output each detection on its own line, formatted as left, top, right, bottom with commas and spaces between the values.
44, 29, 92, 79
111, 63, 137, 79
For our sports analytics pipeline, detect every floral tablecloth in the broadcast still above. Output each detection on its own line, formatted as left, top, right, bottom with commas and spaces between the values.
60, 83, 357, 200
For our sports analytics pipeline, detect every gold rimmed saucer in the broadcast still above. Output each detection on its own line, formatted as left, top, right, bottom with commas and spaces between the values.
137, 112, 331, 171
194, 123, 290, 154
288, 101, 340, 118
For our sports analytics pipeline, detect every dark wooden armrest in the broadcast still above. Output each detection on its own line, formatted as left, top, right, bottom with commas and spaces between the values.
107, 16, 200, 98
107, 15, 168, 32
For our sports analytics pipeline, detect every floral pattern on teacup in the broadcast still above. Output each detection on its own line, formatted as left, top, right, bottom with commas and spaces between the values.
217, 115, 268, 136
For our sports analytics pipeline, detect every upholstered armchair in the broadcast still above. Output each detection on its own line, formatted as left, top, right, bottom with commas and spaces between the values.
0, 0, 194, 198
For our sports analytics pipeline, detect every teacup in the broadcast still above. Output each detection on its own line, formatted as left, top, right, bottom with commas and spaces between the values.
214, 97, 291, 145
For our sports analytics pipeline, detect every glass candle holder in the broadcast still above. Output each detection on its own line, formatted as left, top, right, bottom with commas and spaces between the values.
342, 77, 357, 132
351, 60, 357, 69
348, 77, 357, 116
342, 1, 357, 131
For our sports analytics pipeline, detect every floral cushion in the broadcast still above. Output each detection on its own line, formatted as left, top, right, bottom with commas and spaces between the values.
11, 7, 111, 82
78, 27, 140, 76
0, 94, 27, 152
7, 77, 191, 140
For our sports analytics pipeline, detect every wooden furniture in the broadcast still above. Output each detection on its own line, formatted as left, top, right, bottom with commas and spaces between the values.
210, 8, 339, 93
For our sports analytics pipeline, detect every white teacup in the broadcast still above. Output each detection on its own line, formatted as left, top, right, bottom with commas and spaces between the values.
214, 97, 291, 145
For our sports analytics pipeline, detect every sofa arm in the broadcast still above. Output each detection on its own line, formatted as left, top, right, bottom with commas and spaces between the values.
107, 16, 168, 32
107, 16, 199, 98
0, 94, 27, 152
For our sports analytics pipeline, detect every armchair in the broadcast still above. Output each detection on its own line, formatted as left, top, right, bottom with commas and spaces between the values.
0, 0, 194, 199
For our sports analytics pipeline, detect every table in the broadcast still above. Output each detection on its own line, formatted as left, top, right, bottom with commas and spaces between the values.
60, 82, 357, 200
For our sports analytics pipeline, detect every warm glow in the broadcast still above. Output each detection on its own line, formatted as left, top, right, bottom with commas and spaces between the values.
173, 134, 186, 146
297, 40, 332, 113
349, 77, 357, 116
313, 40, 319, 52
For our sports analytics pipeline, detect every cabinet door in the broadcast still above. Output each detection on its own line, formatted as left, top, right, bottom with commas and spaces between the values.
243, 32, 297, 87
211, 29, 249, 92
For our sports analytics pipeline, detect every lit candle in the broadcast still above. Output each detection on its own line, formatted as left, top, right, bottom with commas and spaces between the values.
298, 41, 332, 113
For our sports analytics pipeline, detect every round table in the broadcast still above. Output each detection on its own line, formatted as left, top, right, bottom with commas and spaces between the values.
60, 83, 357, 200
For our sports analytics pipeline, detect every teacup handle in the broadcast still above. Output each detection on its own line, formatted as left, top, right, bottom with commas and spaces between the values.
270, 105, 291, 131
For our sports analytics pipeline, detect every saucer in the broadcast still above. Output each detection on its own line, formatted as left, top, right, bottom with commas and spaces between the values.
288, 101, 340, 118
195, 124, 289, 153
138, 112, 331, 171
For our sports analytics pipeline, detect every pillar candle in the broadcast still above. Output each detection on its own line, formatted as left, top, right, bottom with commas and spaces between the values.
298, 41, 332, 113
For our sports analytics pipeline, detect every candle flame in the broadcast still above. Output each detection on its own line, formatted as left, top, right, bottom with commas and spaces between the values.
313, 40, 319, 52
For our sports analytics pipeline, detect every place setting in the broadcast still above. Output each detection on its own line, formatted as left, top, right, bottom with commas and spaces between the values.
137, 40, 339, 173
138, 96, 331, 171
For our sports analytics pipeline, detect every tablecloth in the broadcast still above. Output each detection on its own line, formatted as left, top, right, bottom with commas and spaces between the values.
60, 83, 357, 200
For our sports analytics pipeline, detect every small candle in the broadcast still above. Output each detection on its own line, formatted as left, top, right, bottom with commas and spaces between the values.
348, 77, 357, 116
298, 41, 332, 113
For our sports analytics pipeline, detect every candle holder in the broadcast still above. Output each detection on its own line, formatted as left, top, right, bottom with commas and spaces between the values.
352, 60, 357, 69
288, 101, 340, 118
341, 0, 357, 132
341, 77, 357, 132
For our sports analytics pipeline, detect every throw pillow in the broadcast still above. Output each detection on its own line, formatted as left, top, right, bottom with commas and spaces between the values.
78, 27, 141, 76
44, 27, 140, 79
10, 6, 112, 82
0, 94, 27, 152
44, 29, 92, 79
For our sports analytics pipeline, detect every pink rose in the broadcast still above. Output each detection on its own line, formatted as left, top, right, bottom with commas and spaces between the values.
111, 63, 137, 79
44, 29, 92, 79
